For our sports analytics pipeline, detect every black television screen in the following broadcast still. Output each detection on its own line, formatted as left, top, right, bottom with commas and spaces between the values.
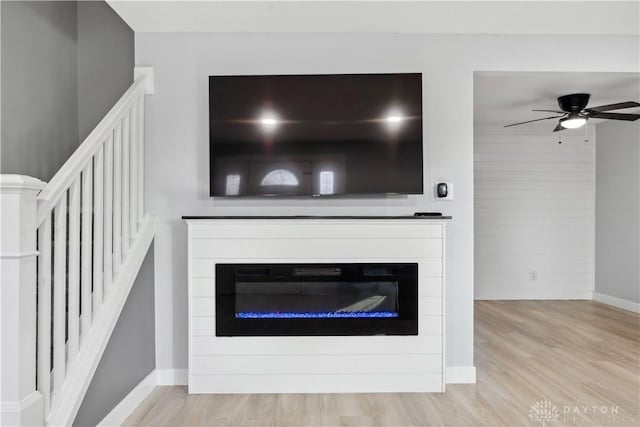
209, 73, 423, 197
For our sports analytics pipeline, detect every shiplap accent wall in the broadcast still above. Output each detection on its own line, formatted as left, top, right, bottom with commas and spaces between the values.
474, 125, 595, 300
185, 218, 446, 393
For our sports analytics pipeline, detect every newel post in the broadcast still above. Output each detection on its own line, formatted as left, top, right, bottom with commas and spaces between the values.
1, 175, 45, 426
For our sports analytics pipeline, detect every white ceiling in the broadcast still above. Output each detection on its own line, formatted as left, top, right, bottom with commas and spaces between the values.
108, 1, 640, 35
474, 72, 640, 128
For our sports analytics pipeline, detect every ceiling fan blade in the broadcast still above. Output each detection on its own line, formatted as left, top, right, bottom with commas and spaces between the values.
587, 112, 640, 121
532, 109, 564, 114
586, 101, 640, 112
553, 123, 563, 132
504, 115, 565, 128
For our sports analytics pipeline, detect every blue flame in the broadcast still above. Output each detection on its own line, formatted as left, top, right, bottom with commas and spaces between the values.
236, 311, 399, 319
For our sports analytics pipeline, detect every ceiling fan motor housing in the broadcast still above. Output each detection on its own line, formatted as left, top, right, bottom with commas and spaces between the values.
558, 93, 590, 112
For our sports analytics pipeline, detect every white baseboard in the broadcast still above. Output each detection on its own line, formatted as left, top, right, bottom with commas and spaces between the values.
96, 369, 187, 427
156, 369, 188, 386
97, 371, 157, 427
475, 288, 593, 300
593, 292, 640, 314
445, 366, 477, 384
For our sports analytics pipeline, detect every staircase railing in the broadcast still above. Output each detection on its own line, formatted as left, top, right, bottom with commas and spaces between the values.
1, 74, 155, 427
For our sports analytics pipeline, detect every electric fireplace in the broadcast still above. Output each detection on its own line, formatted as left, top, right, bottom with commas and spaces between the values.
215, 263, 418, 336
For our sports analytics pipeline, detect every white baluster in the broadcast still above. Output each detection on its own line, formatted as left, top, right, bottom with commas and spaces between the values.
130, 104, 138, 238
104, 135, 114, 292
138, 96, 145, 221
37, 215, 52, 418
81, 163, 93, 338
93, 147, 104, 310
113, 123, 122, 272
52, 197, 67, 399
122, 110, 130, 256
67, 177, 81, 362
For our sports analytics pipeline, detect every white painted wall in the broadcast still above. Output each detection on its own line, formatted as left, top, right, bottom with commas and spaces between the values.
595, 121, 640, 308
134, 33, 638, 371
474, 125, 595, 300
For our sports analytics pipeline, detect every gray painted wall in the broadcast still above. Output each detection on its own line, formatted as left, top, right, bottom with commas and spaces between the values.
1, 0, 134, 179
77, 1, 134, 141
1, 1, 79, 181
595, 121, 640, 303
74, 243, 156, 427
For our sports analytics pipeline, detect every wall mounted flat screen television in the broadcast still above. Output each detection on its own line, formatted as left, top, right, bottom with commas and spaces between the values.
209, 73, 423, 197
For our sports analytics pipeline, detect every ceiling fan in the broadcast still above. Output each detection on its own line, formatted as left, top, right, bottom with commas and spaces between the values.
504, 93, 640, 132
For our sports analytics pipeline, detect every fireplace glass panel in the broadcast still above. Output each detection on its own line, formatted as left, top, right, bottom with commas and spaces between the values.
215, 263, 418, 336
235, 281, 399, 318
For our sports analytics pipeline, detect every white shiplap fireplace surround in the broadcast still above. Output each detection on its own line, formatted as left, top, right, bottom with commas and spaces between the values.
185, 217, 447, 393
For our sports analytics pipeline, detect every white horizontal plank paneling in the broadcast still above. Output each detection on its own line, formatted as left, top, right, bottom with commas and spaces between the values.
474, 132, 590, 144
189, 373, 443, 394
420, 259, 444, 277
420, 296, 442, 316
475, 225, 596, 237
191, 259, 215, 277
475, 252, 592, 265
192, 277, 214, 297
475, 245, 593, 258
192, 317, 215, 336
475, 188, 593, 200
475, 170, 592, 182
475, 207, 593, 218
474, 143, 594, 154
474, 180, 594, 191
419, 315, 443, 336
419, 276, 442, 296
190, 354, 442, 375
475, 198, 593, 210
475, 234, 593, 248
476, 216, 593, 228
477, 262, 593, 274
191, 238, 442, 260
192, 335, 442, 356
192, 297, 214, 317
475, 271, 593, 284
475, 161, 593, 173
475, 127, 594, 300
187, 219, 446, 393
189, 221, 443, 240
474, 151, 594, 163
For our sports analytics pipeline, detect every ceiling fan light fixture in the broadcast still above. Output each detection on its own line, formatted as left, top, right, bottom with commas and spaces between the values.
560, 114, 587, 129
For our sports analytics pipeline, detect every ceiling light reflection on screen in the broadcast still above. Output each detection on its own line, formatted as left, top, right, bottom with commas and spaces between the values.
259, 111, 279, 132
384, 107, 405, 131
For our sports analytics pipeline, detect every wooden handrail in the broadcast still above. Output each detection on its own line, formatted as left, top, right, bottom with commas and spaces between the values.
36, 77, 146, 226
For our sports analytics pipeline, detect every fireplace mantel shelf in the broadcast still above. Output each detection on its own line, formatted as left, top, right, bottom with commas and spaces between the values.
182, 215, 452, 220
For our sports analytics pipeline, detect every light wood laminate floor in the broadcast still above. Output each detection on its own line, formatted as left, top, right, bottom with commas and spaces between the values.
124, 301, 640, 426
